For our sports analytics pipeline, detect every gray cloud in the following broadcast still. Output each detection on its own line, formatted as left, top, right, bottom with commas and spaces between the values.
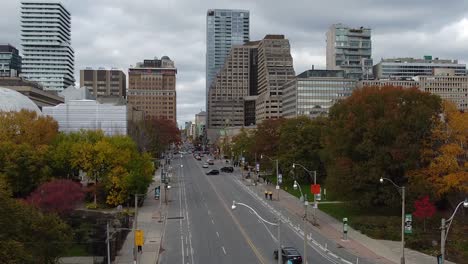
1, 0, 467, 124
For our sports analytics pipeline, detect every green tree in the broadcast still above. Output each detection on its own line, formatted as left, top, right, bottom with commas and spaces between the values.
278, 116, 326, 183
0, 188, 72, 263
323, 86, 442, 206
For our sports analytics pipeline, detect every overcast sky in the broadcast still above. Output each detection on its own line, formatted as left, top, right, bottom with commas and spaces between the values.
1, 0, 468, 125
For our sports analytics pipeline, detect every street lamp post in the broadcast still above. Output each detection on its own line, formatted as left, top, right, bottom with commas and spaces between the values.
261, 154, 280, 201
232, 201, 281, 264
293, 180, 308, 264
380, 177, 405, 264
440, 199, 468, 264
292, 163, 317, 225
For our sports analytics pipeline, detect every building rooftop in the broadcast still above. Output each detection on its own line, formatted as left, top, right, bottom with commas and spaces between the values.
0, 87, 41, 114
297, 69, 346, 78
378, 57, 461, 64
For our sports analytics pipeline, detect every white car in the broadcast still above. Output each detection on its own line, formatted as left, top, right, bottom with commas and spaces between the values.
202, 163, 209, 168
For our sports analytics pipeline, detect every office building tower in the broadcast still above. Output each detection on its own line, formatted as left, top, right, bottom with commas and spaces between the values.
282, 69, 356, 118
127, 56, 177, 121
207, 42, 257, 128
0, 44, 22, 77
373, 56, 466, 80
20, 1, 75, 91
206, 9, 250, 109
80, 68, 126, 98
255, 35, 295, 123
326, 24, 372, 79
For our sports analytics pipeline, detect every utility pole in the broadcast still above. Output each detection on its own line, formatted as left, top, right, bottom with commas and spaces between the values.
277, 213, 281, 264
313, 170, 317, 225
401, 186, 405, 264
133, 195, 138, 264
441, 218, 446, 264
107, 221, 111, 264
276, 159, 279, 201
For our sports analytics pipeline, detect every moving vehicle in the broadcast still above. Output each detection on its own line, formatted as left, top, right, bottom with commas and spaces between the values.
207, 159, 214, 165
274, 247, 302, 264
220, 166, 234, 173
195, 155, 201, 160
206, 169, 219, 175
202, 163, 209, 168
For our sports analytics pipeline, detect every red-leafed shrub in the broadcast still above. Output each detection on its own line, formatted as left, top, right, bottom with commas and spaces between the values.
27, 179, 84, 215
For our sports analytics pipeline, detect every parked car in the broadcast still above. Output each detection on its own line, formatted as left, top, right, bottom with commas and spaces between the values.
274, 247, 302, 264
202, 163, 209, 168
221, 166, 234, 173
195, 155, 201, 160
208, 159, 214, 165
206, 169, 220, 175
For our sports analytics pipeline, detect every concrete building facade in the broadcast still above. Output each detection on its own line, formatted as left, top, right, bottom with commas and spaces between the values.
0, 77, 63, 109
195, 111, 207, 139
357, 79, 418, 89
80, 68, 126, 98
326, 24, 372, 80
206, 9, 250, 109
373, 56, 466, 80
20, 2, 75, 91
282, 69, 356, 118
417, 72, 468, 111
0, 44, 22, 77
255, 35, 295, 123
207, 43, 256, 128
127, 56, 177, 121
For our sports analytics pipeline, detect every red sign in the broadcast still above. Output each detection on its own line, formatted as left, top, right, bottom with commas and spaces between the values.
311, 184, 321, 195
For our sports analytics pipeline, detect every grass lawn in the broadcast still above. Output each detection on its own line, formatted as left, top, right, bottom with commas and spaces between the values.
63, 244, 88, 256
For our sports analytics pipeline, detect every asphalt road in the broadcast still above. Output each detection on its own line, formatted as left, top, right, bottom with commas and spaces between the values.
159, 155, 370, 264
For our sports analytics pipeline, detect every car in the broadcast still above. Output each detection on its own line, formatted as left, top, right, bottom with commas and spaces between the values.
274, 247, 302, 264
207, 159, 214, 165
195, 155, 201, 160
206, 169, 220, 175
220, 166, 234, 173
202, 163, 209, 168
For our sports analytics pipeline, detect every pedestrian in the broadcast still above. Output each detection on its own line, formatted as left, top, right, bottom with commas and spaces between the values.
265, 190, 268, 199
269, 191, 273, 200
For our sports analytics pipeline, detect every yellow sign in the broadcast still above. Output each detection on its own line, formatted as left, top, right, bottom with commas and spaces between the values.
135, 230, 144, 246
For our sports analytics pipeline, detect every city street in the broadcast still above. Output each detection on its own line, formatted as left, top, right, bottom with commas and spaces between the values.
159, 155, 371, 264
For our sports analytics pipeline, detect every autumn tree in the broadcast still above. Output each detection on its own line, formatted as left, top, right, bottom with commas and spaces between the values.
323, 86, 442, 206
231, 128, 255, 162
413, 196, 436, 232
27, 179, 84, 215
408, 101, 468, 207
0, 110, 58, 197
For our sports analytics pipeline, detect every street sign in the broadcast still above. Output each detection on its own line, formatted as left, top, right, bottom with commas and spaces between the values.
278, 174, 283, 184
311, 184, 321, 195
276, 185, 280, 190
315, 193, 321, 201
405, 214, 412, 234
256, 163, 260, 172
241, 157, 245, 163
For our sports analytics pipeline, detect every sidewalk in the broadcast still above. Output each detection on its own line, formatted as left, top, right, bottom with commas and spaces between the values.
250, 178, 454, 264
114, 171, 166, 264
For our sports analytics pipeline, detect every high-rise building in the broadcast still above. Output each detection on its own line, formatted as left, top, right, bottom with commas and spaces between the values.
195, 111, 207, 139
255, 35, 295, 123
0, 44, 22, 77
326, 24, 372, 80
282, 69, 356, 118
207, 42, 257, 128
127, 56, 177, 121
20, 1, 75, 91
206, 9, 250, 110
373, 56, 466, 80
80, 68, 126, 98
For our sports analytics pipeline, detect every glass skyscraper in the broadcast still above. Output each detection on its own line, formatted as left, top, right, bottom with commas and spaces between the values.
206, 9, 249, 108
21, 2, 75, 91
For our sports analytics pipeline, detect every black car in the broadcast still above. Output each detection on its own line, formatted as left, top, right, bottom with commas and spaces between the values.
220, 166, 234, 173
274, 247, 302, 264
206, 169, 220, 175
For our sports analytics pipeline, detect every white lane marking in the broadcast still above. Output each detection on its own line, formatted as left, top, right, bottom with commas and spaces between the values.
181, 235, 185, 264
211, 219, 215, 225
222, 246, 227, 255
207, 209, 211, 215
216, 231, 220, 238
